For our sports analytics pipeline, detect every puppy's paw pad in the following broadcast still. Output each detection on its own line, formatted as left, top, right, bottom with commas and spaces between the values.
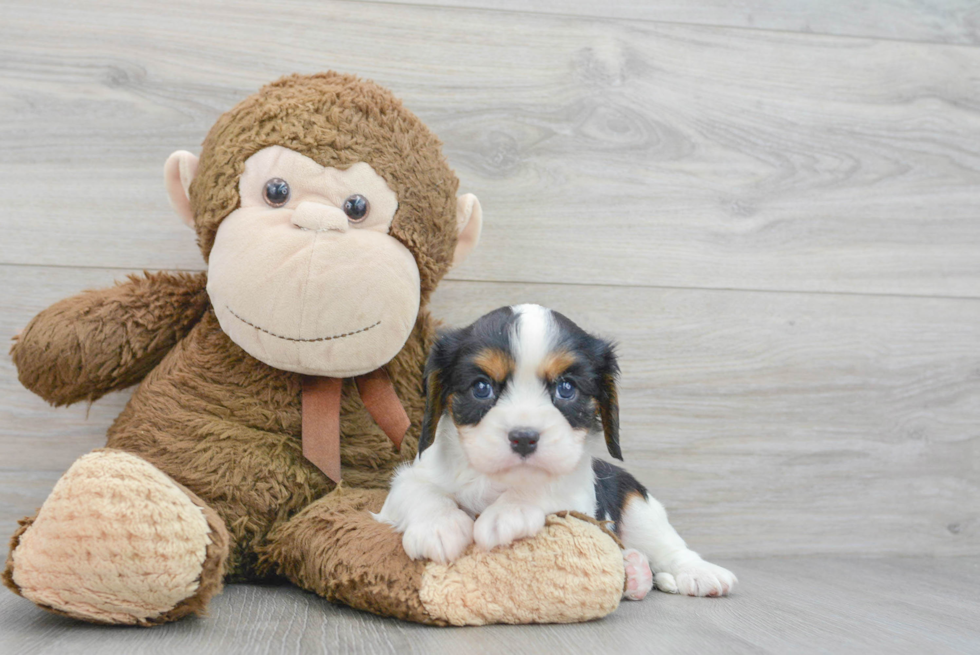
673, 560, 737, 597
402, 509, 474, 564
473, 504, 546, 551
622, 548, 653, 601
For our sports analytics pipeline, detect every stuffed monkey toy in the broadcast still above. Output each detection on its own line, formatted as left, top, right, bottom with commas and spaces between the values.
4, 73, 626, 626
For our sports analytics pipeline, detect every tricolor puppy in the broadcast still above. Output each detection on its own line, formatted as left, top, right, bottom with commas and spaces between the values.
375, 304, 736, 599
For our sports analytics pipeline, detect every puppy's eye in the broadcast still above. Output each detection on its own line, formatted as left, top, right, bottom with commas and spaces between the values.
555, 379, 576, 400
263, 178, 290, 207
343, 194, 370, 221
472, 379, 494, 400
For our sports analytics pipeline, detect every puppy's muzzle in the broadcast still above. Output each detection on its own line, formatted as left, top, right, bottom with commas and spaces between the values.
508, 428, 540, 458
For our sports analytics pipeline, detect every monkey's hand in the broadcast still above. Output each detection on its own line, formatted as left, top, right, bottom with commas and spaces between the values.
12, 271, 208, 406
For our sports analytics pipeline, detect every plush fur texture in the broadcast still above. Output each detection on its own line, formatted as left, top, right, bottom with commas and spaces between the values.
103, 308, 433, 579
11, 271, 209, 406
418, 511, 626, 625
5, 73, 626, 625
5, 450, 228, 626
260, 491, 626, 626
190, 73, 460, 301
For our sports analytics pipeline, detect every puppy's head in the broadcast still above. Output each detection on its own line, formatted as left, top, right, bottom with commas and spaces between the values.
419, 304, 620, 478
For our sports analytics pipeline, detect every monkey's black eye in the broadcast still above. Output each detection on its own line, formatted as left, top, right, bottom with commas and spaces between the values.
343, 194, 370, 221
472, 379, 495, 400
555, 379, 576, 400
263, 178, 290, 207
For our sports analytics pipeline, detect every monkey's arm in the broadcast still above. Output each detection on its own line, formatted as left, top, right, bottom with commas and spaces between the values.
11, 271, 209, 406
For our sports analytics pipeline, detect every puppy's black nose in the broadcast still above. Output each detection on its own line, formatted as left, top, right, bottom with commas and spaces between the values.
508, 428, 540, 457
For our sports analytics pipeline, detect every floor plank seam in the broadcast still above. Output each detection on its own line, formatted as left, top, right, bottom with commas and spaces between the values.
4, 262, 979, 303
345, 0, 980, 50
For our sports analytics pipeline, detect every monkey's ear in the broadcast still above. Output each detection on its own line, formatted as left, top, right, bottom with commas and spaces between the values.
452, 193, 482, 268
164, 150, 199, 229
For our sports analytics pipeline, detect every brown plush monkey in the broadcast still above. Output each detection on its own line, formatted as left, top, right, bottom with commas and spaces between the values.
4, 73, 626, 626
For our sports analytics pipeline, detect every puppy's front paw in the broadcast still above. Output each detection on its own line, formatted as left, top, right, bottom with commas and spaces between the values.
661, 556, 737, 597
473, 503, 546, 551
401, 509, 474, 564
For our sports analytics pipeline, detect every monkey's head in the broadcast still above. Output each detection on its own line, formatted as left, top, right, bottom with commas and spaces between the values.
163, 73, 481, 377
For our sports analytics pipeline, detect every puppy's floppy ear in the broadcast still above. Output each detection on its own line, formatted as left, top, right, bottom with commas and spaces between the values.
418, 330, 460, 456
595, 339, 622, 460
418, 369, 444, 457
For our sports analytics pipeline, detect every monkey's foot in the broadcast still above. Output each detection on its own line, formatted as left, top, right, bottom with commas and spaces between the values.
419, 511, 625, 624
265, 491, 626, 626
4, 449, 229, 625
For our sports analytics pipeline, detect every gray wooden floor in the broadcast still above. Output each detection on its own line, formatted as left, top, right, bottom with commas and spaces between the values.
3, 557, 979, 655
1, 0, 979, 651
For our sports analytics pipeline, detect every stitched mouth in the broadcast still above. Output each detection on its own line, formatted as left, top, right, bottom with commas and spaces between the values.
225, 305, 381, 343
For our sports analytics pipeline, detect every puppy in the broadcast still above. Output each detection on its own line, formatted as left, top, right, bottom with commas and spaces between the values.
375, 304, 736, 599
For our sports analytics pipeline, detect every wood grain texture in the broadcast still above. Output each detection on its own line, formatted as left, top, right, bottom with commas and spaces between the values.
1, 557, 978, 654
360, 0, 980, 46
2, 1, 979, 646
3, 265, 978, 558
1, 0, 980, 297
431, 281, 980, 558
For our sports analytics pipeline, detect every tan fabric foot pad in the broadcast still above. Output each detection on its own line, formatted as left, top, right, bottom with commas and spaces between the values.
5, 449, 224, 625
420, 511, 625, 625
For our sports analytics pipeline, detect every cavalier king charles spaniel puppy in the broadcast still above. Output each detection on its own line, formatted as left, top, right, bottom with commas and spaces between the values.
375, 304, 736, 599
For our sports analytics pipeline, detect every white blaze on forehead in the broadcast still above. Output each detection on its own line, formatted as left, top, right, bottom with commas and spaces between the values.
452, 304, 588, 479
509, 304, 557, 392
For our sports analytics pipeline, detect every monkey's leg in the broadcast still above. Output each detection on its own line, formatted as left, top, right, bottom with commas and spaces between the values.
260, 488, 626, 625
3, 449, 229, 625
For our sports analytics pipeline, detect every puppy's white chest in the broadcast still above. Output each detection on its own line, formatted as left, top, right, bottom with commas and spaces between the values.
452, 457, 598, 519
451, 471, 508, 517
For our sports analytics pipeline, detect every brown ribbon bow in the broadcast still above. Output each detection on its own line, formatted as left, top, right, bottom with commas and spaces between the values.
301, 368, 409, 483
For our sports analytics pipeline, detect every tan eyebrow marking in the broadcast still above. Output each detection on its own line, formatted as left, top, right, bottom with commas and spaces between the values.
472, 348, 515, 383
538, 350, 577, 382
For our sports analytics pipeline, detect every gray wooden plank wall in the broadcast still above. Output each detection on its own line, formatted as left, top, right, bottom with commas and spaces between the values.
0, 0, 978, 596
364, 0, 980, 45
